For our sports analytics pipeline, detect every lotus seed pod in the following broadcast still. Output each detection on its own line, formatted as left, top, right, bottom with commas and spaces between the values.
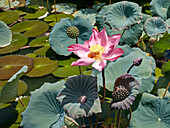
66, 26, 80, 38
133, 58, 143, 66
112, 87, 129, 102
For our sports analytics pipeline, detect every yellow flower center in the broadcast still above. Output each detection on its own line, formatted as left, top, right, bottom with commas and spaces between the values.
88, 44, 105, 60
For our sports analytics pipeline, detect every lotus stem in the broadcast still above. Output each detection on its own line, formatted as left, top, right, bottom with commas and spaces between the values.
127, 64, 134, 73
106, 105, 111, 127
18, 97, 26, 109
76, 36, 82, 75
114, 110, 118, 128
121, 29, 126, 38
101, 68, 106, 107
47, 0, 49, 12
54, 0, 57, 23
117, 110, 122, 128
125, 107, 132, 128
82, 117, 85, 127
89, 116, 93, 128
162, 81, 170, 99
109, 0, 112, 4
8, 0, 11, 8
41, 0, 43, 6
94, 113, 100, 128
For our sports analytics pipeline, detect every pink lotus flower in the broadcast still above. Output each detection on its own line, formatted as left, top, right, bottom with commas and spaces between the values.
67, 28, 124, 71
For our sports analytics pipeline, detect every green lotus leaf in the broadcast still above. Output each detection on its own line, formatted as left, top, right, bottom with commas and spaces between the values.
26, 57, 58, 77
73, 9, 97, 25
52, 3, 77, 14
11, 20, 49, 37
0, 20, 12, 47
92, 2, 105, 11
18, 80, 28, 96
49, 16, 93, 56
156, 76, 170, 92
44, 14, 74, 27
0, 55, 33, 80
0, 34, 28, 54
158, 88, 170, 98
0, 102, 18, 128
0, 66, 28, 104
52, 57, 87, 78
0, 11, 19, 24
21, 80, 66, 128
144, 17, 168, 36
96, 4, 149, 46
129, 93, 170, 128
162, 60, 170, 81
95, 48, 156, 93
64, 116, 79, 128
57, 75, 102, 119
0, 0, 19, 9
150, 0, 170, 20
104, 1, 142, 31
152, 34, 170, 56
24, 10, 47, 19
166, 18, 170, 33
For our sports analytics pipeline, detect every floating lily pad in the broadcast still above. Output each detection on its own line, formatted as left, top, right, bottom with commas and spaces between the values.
24, 10, 47, 19
0, 11, 19, 24
26, 57, 58, 77
0, 34, 28, 54
0, 0, 20, 9
104, 1, 142, 31
129, 93, 170, 128
150, 0, 170, 20
57, 75, 102, 119
49, 16, 93, 56
52, 3, 77, 14
0, 66, 28, 104
21, 80, 65, 128
52, 57, 87, 78
73, 9, 97, 25
18, 80, 28, 96
144, 17, 168, 36
95, 48, 156, 93
152, 34, 170, 56
11, 20, 49, 37
44, 14, 74, 27
0, 20, 12, 47
0, 55, 33, 80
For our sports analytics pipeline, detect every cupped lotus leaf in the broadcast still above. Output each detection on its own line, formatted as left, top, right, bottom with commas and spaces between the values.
0, 11, 19, 24
11, 20, 49, 37
21, 80, 66, 128
26, 57, 58, 77
73, 9, 97, 25
152, 34, 170, 56
166, 18, 170, 33
162, 61, 170, 81
49, 16, 93, 56
0, 55, 33, 80
150, 0, 170, 20
0, 0, 19, 9
104, 1, 142, 31
0, 34, 28, 54
129, 93, 170, 128
52, 57, 87, 78
0, 20, 12, 47
57, 75, 102, 119
0, 102, 18, 128
144, 17, 168, 36
52, 3, 77, 14
24, 10, 47, 19
64, 116, 79, 128
95, 48, 156, 93
0, 66, 28, 104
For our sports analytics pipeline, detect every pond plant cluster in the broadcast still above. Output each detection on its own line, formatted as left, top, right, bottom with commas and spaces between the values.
0, 0, 170, 127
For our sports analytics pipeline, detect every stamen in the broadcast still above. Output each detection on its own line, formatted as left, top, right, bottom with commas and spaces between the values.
90, 44, 103, 53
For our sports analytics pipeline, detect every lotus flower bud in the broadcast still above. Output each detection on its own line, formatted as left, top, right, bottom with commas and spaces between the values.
66, 26, 79, 39
133, 58, 143, 66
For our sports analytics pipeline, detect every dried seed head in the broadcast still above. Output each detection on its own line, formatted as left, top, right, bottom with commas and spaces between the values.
66, 26, 79, 39
112, 87, 129, 102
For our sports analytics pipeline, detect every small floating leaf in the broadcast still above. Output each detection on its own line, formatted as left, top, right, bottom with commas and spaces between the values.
0, 11, 19, 24
0, 20, 12, 47
144, 17, 168, 36
0, 34, 28, 54
11, 20, 49, 37
0, 55, 33, 80
24, 10, 47, 19
26, 57, 58, 77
